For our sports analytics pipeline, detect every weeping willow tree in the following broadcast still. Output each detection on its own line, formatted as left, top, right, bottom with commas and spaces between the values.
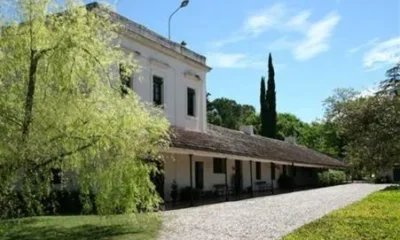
0, 0, 170, 218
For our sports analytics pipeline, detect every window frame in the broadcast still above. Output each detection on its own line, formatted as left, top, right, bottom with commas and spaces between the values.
152, 75, 163, 106
187, 87, 196, 117
213, 158, 226, 174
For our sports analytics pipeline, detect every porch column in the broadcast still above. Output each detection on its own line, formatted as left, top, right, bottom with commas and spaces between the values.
189, 154, 193, 206
291, 162, 295, 192
224, 158, 228, 201
250, 161, 253, 197
271, 162, 275, 194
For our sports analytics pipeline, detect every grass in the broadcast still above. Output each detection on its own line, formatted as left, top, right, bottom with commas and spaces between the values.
283, 185, 400, 240
0, 213, 161, 240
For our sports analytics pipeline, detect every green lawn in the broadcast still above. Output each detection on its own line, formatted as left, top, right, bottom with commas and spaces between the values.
0, 213, 161, 240
283, 186, 400, 240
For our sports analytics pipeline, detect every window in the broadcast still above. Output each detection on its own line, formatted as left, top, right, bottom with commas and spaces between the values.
119, 63, 131, 95
256, 162, 261, 180
187, 87, 195, 116
153, 76, 163, 105
213, 158, 226, 174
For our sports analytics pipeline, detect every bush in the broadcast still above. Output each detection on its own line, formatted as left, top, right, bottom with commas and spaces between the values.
278, 174, 295, 189
318, 170, 346, 187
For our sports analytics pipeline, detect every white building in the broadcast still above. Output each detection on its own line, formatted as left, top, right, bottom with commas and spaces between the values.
106, 6, 346, 205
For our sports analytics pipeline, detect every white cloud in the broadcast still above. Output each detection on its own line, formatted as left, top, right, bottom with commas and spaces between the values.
206, 52, 256, 69
209, 3, 285, 48
285, 11, 311, 32
294, 12, 340, 61
208, 4, 341, 61
244, 3, 286, 35
209, 35, 246, 49
347, 38, 379, 55
267, 37, 296, 51
206, 52, 284, 70
357, 83, 380, 98
363, 37, 400, 70
359, 87, 377, 97
206, 52, 247, 68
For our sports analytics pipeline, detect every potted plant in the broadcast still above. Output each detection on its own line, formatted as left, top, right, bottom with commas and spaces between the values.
170, 180, 178, 204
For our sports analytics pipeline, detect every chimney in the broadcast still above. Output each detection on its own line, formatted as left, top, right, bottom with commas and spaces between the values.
240, 125, 254, 136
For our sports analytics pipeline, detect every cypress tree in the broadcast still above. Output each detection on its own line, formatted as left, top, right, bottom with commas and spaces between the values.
260, 77, 268, 136
266, 53, 277, 139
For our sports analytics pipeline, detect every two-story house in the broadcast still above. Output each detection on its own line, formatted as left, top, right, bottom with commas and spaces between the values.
109, 7, 346, 204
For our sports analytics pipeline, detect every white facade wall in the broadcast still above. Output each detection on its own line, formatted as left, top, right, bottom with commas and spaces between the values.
120, 35, 208, 132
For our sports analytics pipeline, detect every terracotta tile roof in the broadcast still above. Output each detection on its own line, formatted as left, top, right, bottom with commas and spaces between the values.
171, 124, 346, 168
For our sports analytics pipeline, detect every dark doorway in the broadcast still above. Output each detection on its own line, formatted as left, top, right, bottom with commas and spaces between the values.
195, 162, 204, 189
234, 160, 243, 194
394, 167, 400, 182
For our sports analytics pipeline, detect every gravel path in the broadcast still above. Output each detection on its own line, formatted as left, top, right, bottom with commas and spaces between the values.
159, 183, 388, 240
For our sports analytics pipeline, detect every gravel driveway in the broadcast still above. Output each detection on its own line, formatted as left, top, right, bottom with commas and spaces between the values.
159, 183, 388, 240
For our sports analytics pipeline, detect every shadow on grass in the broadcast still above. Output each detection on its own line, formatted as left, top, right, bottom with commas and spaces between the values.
1, 222, 144, 240
380, 185, 400, 191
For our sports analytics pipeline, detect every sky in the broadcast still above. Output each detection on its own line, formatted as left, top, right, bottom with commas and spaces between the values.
114, 0, 400, 122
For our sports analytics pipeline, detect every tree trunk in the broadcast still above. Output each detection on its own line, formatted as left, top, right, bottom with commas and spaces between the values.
22, 50, 39, 141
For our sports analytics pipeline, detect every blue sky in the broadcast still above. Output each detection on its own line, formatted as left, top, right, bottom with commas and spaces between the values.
115, 0, 400, 122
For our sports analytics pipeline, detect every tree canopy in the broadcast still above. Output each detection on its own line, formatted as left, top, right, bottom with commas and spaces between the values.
0, 0, 170, 218
207, 96, 259, 131
328, 86, 400, 173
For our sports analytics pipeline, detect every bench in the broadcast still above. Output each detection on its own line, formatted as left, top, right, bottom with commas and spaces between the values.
255, 181, 273, 193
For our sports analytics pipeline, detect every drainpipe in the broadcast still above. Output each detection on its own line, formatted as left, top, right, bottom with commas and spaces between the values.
250, 161, 253, 197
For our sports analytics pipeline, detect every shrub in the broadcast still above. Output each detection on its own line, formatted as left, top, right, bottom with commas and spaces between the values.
318, 170, 346, 186
278, 174, 295, 189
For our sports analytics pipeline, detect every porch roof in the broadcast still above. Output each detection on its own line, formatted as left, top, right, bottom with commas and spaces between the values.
170, 124, 346, 168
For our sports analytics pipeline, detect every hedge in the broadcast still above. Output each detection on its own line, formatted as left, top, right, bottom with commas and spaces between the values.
317, 170, 346, 187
